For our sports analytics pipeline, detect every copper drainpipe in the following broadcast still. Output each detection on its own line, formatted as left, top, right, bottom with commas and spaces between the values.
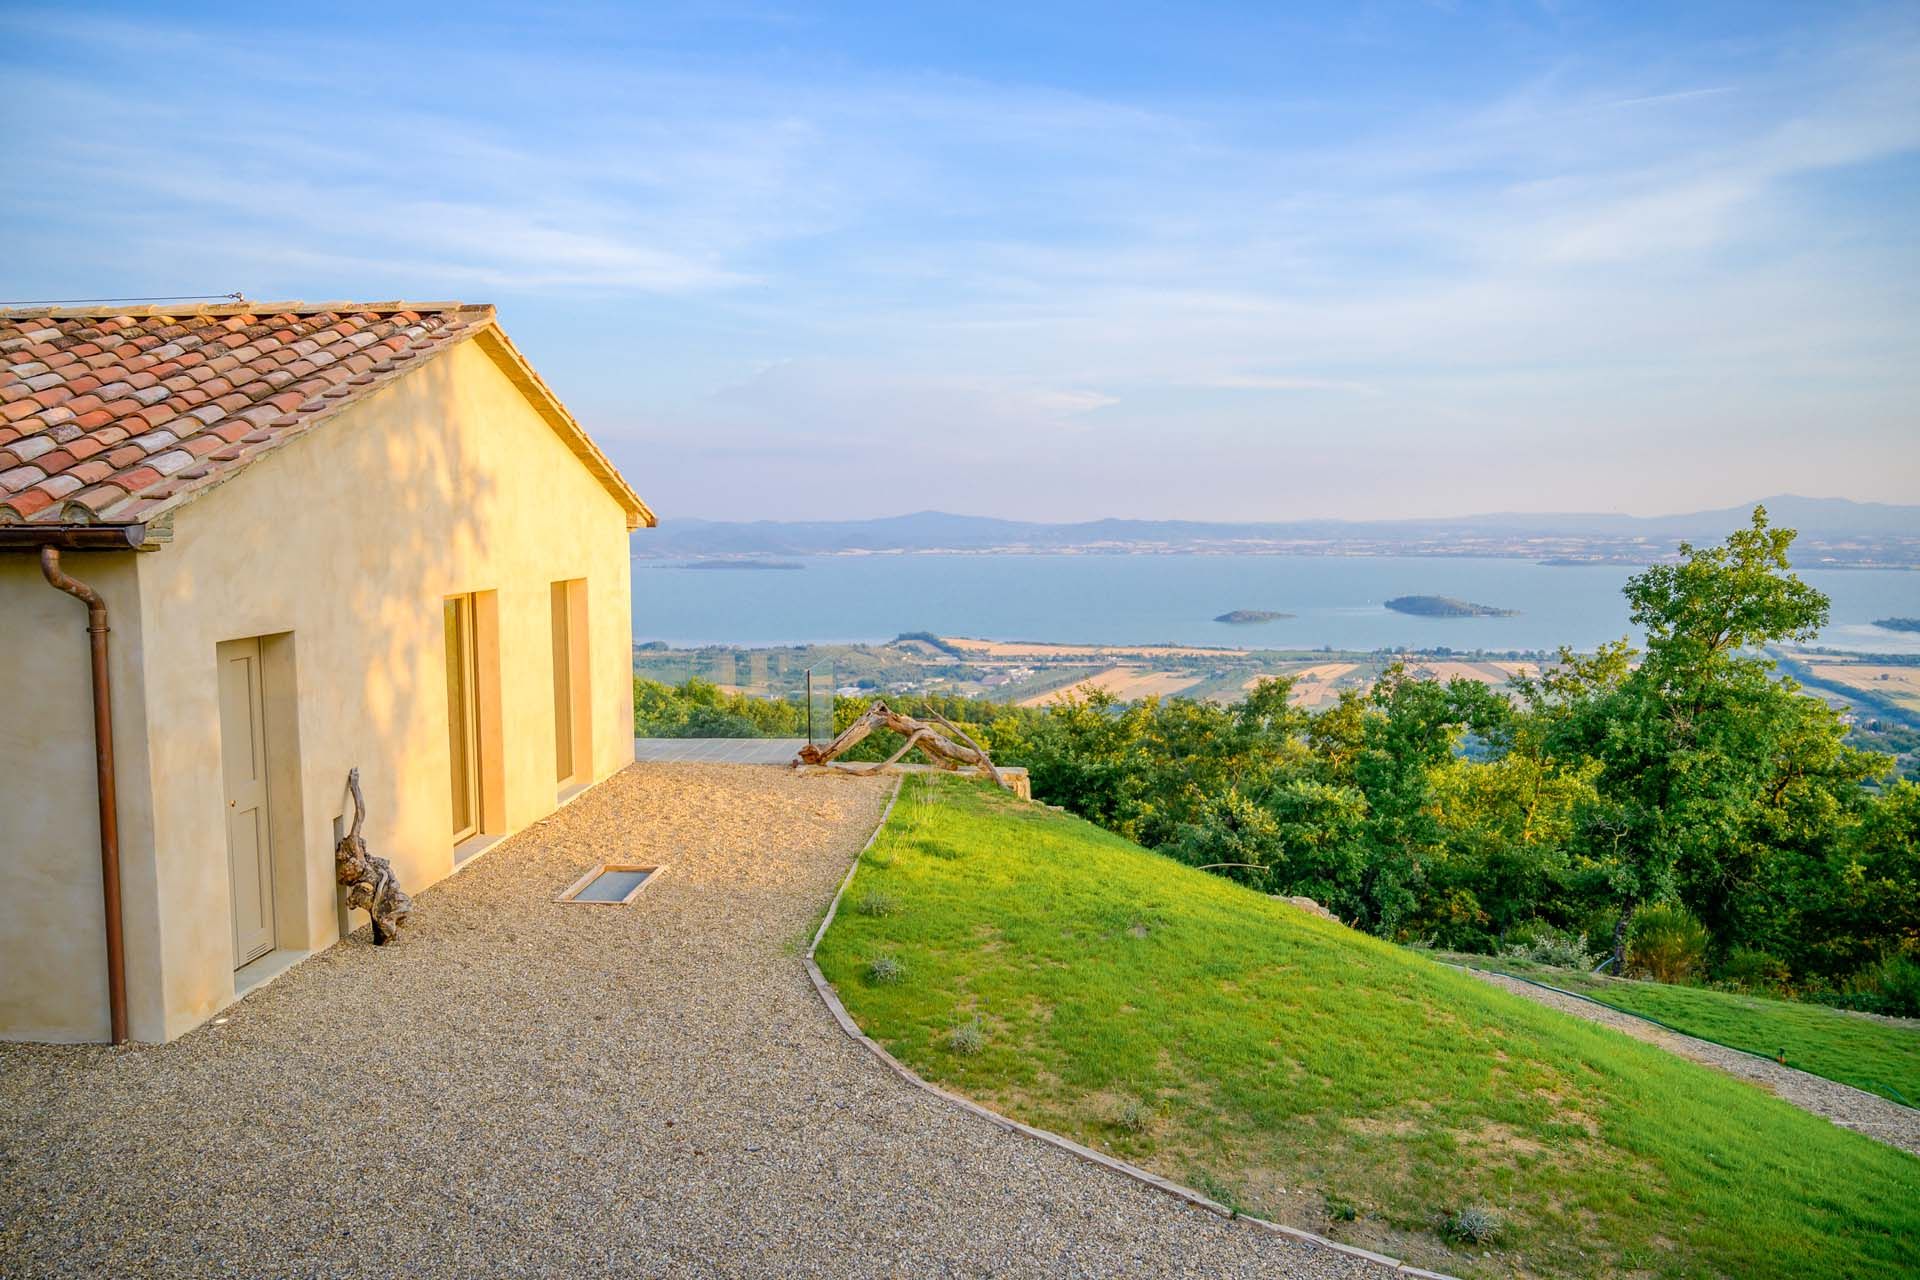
39, 547, 129, 1045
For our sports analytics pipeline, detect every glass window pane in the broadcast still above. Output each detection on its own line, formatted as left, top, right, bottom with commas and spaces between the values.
571, 868, 651, 902
551, 582, 573, 783
446, 597, 474, 837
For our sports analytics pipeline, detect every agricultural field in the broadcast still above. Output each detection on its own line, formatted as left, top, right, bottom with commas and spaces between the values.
1018, 667, 1206, 706
1246, 661, 1360, 708
939, 636, 1239, 660
634, 635, 1549, 710
1406, 659, 1541, 685
1805, 661, 1920, 715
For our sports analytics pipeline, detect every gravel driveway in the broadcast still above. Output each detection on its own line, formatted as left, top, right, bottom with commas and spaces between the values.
1, 764, 1379, 1279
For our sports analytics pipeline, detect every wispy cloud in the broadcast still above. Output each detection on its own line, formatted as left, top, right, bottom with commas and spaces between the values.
2, 3, 1916, 518
1606, 86, 1736, 109
1197, 375, 1382, 395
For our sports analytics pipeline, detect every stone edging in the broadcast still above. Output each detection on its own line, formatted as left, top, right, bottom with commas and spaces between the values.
801, 776, 1458, 1280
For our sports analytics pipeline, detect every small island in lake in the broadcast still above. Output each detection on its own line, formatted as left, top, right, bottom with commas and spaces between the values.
1385, 595, 1519, 618
677, 560, 805, 571
1874, 617, 1920, 633
1214, 609, 1294, 624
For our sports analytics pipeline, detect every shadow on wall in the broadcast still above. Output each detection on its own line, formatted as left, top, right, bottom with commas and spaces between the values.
150, 343, 509, 988
331, 349, 511, 911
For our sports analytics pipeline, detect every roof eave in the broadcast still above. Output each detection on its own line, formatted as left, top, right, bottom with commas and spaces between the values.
0, 523, 148, 551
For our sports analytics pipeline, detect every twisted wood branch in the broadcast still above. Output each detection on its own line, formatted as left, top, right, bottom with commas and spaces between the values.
334, 768, 414, 945
795, 700, 1011, 789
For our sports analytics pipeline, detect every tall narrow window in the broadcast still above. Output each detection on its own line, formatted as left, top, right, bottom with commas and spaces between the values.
551, 578, 590, 788
551, 582, 575, 784
445, 594, 482, 842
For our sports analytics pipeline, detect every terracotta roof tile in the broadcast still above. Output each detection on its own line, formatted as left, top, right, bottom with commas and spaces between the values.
64, 483, 127, 516
1, 487, 57, 521
0, 464, 46, 491
0, 302, 491, 526
0, 298, 651, 530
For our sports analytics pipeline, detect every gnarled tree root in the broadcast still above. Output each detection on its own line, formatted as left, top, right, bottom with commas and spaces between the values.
335, 768, 414, 944
795, 700, 1012, 792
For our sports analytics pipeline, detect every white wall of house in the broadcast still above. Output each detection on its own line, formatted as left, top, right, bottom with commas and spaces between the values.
0, 335, 638, 1042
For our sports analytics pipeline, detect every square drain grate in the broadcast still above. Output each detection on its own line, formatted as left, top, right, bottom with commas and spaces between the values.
556, 863, 664, 905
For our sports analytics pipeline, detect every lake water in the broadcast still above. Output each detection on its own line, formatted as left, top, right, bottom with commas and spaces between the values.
632, 555, 1920, 654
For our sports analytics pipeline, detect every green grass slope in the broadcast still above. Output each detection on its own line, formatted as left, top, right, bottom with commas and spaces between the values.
816, 776, 1920, 1279
1458, 957, 1920, 1107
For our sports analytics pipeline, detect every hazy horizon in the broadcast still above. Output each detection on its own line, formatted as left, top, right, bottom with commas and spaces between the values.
4, 2, 1917, 521
647, 492, 1917, 527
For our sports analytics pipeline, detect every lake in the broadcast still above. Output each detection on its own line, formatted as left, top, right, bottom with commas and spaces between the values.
632, 554, 1920, 654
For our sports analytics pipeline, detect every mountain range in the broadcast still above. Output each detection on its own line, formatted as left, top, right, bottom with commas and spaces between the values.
633, 496, 1920, 565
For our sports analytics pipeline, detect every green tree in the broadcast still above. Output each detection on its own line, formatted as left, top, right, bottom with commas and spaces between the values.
1548, 508, 1875, 968
1798, 781, 1920, 979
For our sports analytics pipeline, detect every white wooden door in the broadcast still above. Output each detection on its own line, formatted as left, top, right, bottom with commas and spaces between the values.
219, 638, 276, 966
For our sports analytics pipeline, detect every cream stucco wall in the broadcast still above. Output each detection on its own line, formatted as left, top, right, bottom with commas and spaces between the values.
0, 334, 638, 1042
0, 554, 164, 1041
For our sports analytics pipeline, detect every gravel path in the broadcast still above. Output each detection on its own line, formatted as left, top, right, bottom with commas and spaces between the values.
1463, 968, 1920, 1157
1, 764, 1380, 1279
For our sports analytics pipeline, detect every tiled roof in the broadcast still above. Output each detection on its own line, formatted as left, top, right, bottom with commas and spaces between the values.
0, 301, 653, 534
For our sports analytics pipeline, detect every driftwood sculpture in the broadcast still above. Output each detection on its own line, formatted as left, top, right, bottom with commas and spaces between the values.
795, 701, 1012, 791
335, 768, 414, 944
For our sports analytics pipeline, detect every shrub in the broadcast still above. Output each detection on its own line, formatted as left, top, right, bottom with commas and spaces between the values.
1628, 903, 1709, 984
680, 705, 762, 738
945, 1018, 986, 1054
1445, 1205, 1504, 1245
1875, 955, 1920, 1017
1718, 947, 1790, 993
854, 891, 900, 918
1578, 907, 1626, 956
1113, 1099, 1150, 1133
1843, 954, 1920, 1018
865, 953, 907, 985
1324, 1192, 1358, 1222
1501, 923, 1595, 969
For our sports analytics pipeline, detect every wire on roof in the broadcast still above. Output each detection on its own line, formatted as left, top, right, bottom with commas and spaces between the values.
0, 292, 246, 307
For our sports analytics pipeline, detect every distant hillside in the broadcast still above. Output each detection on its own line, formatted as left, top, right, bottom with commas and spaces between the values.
632, 496, 1920, 565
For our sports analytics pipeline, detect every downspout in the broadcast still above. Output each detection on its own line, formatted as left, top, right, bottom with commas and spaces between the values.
39, 547, 129, 1045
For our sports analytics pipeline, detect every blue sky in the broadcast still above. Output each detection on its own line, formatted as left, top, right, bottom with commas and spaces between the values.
3, 2, 1917, 521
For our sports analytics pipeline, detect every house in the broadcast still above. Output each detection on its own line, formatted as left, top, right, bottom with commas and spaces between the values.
0, 302, 653, 1044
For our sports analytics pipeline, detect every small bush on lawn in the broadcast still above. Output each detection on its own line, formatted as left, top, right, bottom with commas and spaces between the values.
1445, 1205, 1504, 1245
866, 953, 907, 984
1502, 924, 1595, 969
1113, 1099, 1150, 1133
854, 890, 900, 917
1324, 1192, 1358, 1222
1629, 904, 1708, 984
945, 1018, 986, 1054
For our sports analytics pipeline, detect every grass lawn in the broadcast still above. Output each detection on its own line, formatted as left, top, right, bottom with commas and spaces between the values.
1449, 955, 1920, 1107
816, 775, 1920, 1279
